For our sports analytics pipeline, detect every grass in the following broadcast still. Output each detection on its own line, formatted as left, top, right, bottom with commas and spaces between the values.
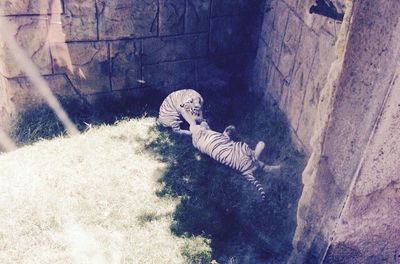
2, 87, 306, 263
0, 118, 211, 264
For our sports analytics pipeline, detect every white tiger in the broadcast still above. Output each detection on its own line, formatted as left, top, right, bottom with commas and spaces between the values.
190, 121, 281, 200
157, 89, 204, 136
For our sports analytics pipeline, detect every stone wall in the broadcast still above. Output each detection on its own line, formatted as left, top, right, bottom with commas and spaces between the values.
253, 0, 344, 151
254, 0, 400, 263
0, 0, 264, 126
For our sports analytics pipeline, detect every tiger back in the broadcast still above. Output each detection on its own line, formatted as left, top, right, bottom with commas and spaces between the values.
190, 122, 267, 200
157, 89, 204, 135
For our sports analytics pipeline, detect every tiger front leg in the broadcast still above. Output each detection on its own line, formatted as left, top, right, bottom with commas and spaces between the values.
172, 127, 192, 136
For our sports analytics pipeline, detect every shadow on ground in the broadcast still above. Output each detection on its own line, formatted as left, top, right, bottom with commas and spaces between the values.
143, 88, 306, 263
10, 87, 306, 263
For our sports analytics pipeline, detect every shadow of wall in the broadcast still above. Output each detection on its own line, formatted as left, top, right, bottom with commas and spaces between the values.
142, 87, 306, 263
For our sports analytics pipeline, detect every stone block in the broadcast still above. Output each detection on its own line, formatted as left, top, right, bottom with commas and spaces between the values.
278, 12, 302, 80
7, 74, 78, 112
196, 59, 231, 91
0, 17, 52, 78
272, 0, 290, 36
185, 0, 211, 33
268, 29, 283, 67
62, 0, 97, 41
52, 42, 110, 95
142, 61, 196, 91
210, 15, 260, 54
209, 52, 255, 88
267, 65, 284, 103
293, 0, 315, 28
0, 0, 62, 15
110, 40, 142, 90
97, 0, 158, 40
211, 0, 264, 16
159, 0, 185, 36
294, 28, 319, 146
142, 33, 208, 65
281, 67, 307, 133
282, 0, 298, 9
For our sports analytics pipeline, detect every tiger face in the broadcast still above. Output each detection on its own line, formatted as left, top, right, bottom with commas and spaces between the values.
180, 93, 203, 118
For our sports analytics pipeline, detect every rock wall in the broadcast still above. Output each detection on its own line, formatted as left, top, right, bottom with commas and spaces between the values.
0, 0, 264, 126
323, 1, 400, 263
253, 0, 344, 151
253, 0, 400, 263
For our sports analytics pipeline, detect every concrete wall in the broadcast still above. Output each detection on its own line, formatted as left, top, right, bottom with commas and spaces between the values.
0, 0, 264, 126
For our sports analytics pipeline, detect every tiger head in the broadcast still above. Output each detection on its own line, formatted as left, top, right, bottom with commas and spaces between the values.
180, 90, 204, 118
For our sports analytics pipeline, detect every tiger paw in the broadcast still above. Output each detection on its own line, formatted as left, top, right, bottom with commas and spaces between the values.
263, 164, 282, 173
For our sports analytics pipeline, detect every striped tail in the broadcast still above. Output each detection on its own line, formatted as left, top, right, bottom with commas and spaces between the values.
242, 171, 266, 201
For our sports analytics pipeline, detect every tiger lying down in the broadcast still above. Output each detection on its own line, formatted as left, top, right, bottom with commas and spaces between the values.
190, 121, 281, 200
157, 89, 204, 135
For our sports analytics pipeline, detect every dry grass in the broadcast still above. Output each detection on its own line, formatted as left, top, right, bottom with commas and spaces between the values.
0, 118, 210, 264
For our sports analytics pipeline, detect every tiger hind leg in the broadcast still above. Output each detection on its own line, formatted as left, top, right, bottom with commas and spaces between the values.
254, 141, 265, 160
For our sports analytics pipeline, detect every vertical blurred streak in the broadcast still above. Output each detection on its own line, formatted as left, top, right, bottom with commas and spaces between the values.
0, 127, 17, 151
0, 16, 79, 136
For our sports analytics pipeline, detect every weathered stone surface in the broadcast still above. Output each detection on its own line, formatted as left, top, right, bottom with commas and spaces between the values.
52, 42, 110, 95
325, 71, 400, 263
281, 26, 318, 137
210, 15, 261, 54
266, 65, 284, 103
0, 0, 62, 15
196, 59, 231, 90
84, 88, 150, 105
272, 0, 290, 37
278, 12, 302, 80
142, 61, 196, 91
97, 0, 158, 40
159, 0, 185, 36
7, 74, 78, 112
0, 17, 52, 78
290, 1, 400, 263
185, 0, 210, 33
325, 56, 400, 263
142, 34, 208, 65
211, 0, 264, 16
110, 40, 141, 90
282, 0, 298, 9
296, 31, 334, 147
293, 0, 316, 28
0, 75, 15, 128
62, 0, 97, 41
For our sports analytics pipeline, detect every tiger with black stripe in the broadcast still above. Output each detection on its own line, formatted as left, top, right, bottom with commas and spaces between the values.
190, 121, 281, 200
157, 89, 204, 136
